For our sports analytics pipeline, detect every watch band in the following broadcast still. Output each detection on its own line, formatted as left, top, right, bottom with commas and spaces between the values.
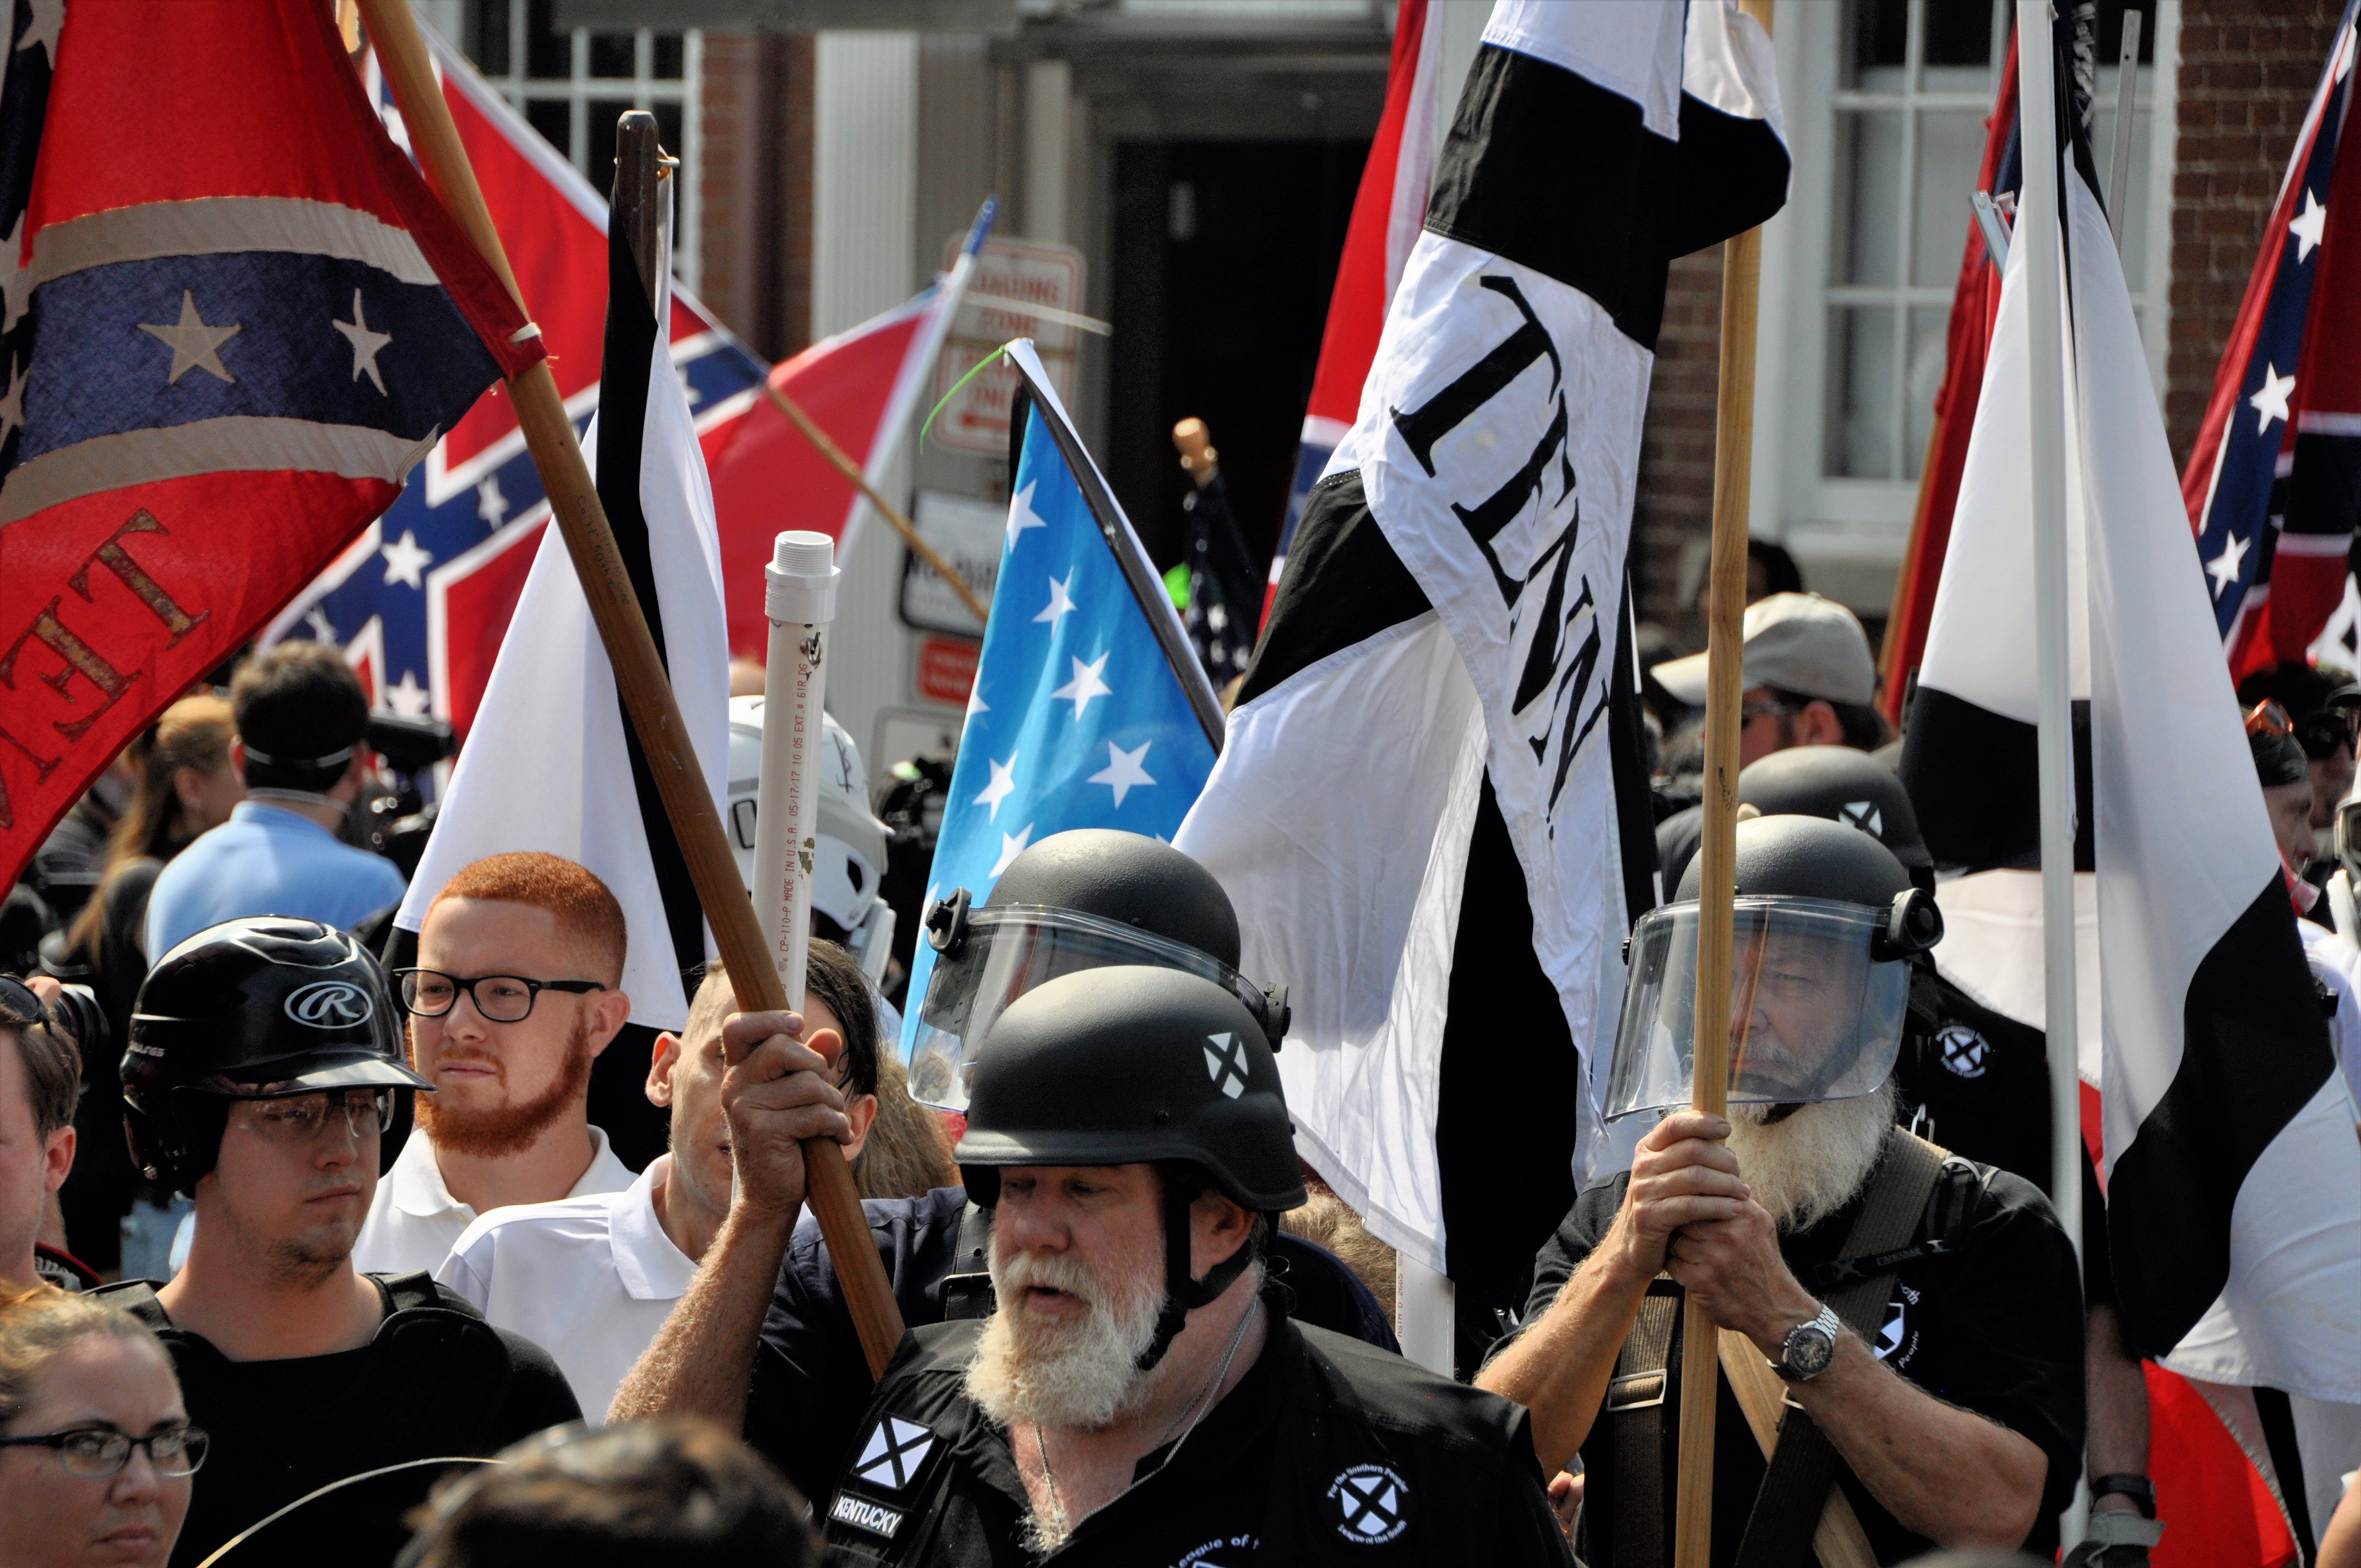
2090, 1472, 2157, 1520
1773, 1302, 1841, 1382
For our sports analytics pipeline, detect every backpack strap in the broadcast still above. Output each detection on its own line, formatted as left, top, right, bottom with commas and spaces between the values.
940, 1202, 996, 1321
1605, 1277, 1684, 1568
94, 1279, 170, 1331
1731, 1132, 1950, 1568
368, 1270, 460, 1317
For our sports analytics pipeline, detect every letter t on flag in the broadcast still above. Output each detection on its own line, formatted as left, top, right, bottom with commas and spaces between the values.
0, 0, 541, 885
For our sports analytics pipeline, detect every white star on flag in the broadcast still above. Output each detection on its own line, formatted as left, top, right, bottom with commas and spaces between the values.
1088, 740, 1156, 806
332, 288, 393, 394
2291, 188, 2329, 263
1051, 652, 1112, 718
2207, 529, 2251, 598
973, 750, 1019, 819
0, 354, 25, 443
966, 678, 989, 720
2250, 362, 2297, 434
17, 0, 63, 64
380, 529, 433, 590
384, 670, 431, 717
992, 824, 1035, 877
1006, 480, 1046, 549
0, 213, 28, 335
1035, 571, 1078, 627
304, 607, 337, 643
476, 476, 509, 527
138, 290, 240, 385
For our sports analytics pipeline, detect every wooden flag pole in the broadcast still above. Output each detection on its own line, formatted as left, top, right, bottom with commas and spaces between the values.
1677, 4, 1773, 1563
355, 0, 908, 1380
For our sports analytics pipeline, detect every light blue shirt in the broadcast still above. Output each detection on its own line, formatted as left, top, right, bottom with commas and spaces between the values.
144, 800, 409, 959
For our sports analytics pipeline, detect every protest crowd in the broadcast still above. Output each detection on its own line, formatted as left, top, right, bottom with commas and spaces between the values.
9, 2, 2361, 1566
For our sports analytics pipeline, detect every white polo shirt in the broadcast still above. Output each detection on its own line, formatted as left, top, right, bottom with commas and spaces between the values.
351, 1124, 635, 1278
433, 1157, 696, 1424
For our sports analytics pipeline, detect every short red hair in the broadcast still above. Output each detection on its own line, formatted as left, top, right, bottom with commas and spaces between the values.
428, 852, 627, 984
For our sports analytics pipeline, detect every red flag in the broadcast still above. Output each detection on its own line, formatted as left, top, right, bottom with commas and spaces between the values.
1878, 37, 2017, 723
1264, 0, 1438, 627
0, 0, 539, 885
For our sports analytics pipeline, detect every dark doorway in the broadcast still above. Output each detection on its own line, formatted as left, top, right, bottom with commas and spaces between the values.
1106, 139, 1368, 581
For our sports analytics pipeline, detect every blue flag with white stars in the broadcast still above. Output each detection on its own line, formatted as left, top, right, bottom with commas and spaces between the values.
900, 344, 1221, 1058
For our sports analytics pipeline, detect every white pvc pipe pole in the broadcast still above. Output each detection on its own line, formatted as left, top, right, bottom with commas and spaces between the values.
1396, 1253, 1455, 1379
752, 530, 841, 1015
2020, 2, 2088, 1547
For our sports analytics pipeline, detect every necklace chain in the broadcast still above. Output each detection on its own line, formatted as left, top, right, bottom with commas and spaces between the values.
1032, 1293, 1260, 1542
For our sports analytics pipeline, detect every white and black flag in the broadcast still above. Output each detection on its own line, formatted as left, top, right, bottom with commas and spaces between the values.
1176, 0, 1786, 1310
1900, 30, 2361, 1395
396, 182, 730, 1032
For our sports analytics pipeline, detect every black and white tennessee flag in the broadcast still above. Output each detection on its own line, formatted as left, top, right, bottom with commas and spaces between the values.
1176, 0, 1787, 1293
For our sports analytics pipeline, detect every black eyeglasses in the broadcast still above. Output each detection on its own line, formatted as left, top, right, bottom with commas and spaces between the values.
392, 969, 607, 1023
0, 973, 48, 1030
0, 1426, 209, 1478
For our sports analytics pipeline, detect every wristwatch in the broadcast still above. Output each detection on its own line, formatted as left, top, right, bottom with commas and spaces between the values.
1773, 1302, 1841, 1382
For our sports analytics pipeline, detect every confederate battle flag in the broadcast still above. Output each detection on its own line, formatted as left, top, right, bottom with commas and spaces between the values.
0, 0, 540, 885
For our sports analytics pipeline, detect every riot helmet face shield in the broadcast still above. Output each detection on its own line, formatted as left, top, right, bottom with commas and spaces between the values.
909, 903, 1277, 1112
1606, 897, 1912, 1121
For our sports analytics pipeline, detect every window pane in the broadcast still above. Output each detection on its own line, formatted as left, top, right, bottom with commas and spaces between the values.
1912, 110, 1985, 286
652, 33, 683, 80
588, 99, 636, 197
525, 0, 569, 79
1833, 110, 1903, 286
1924, 0, 1996, 66
464, 0, 511, 77
2100, 0, 2158, 66
1826, 306, 1900, 480
1843, 0, 1907, 87
1904, 307, 1949, 481
526, 96, 570, 161
588, 31, 635, 79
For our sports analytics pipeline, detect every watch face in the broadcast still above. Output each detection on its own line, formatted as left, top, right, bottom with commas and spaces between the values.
1786, 1324, 1836, 1378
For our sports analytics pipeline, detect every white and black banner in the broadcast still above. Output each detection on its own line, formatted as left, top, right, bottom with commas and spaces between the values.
1901, 38, 2361, 1395
1177, 0, 1785, 1295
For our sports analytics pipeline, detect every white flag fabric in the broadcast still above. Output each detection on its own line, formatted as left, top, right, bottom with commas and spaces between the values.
1902, 82, 2361, 1396
1178, 0, 1785, 1281
396, 313, 730, 1033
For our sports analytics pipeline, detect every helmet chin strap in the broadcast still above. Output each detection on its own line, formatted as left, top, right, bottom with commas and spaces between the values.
1136, 1177, 1257, 1373
1761, 1101, 1806, 1125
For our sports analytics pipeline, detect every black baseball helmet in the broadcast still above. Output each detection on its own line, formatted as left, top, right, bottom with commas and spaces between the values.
1736, 746, 1931, 870
1608, 816, 1942, 1121
124, 918, 429, 1193
954, 965, 1305, 1369
908, 829, 1287, 1111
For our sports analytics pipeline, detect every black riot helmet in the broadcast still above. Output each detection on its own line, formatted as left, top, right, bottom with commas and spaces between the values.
1608, 815, 1943, 1122
909, 829, 1288, 1112
124, 918, 429, 1194
1737, 745, 1932, 879
955, 964, 1307, 1369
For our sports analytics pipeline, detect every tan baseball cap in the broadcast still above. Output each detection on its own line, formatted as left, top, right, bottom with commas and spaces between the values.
1650, 592, 1876, 707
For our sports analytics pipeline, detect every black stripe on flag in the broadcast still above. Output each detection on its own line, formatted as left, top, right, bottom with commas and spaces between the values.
2106, 874, 2341, 1357
1239, 469, 1433, 699
1897, 689, 2093, 873
1426, 43, 1786, 353
597, 216, 705, 987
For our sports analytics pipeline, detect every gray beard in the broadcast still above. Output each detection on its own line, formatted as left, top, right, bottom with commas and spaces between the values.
1727, 1080, 1897, 1232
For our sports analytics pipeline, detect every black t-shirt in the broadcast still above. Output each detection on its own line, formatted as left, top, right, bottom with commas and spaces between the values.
1517, 1149, 2083, 1567
96, 1273, 581, 1568
1894, 967, 2053, 1197
820, 1289, 1571, 1567
746, 1186, 1400, 1503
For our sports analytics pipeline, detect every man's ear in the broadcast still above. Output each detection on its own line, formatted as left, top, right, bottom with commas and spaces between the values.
1797, 700, 1846, 748
586, 988, 632, 1057
1189, 1186, 1253, 1275
843, 1093, 879, 1163
42, 1125, 74, 1194
646, 1031, 682, 1107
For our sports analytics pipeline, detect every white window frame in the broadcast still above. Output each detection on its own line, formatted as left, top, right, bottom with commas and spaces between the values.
459, 1, 704, 295
1747, 0, 2181, 612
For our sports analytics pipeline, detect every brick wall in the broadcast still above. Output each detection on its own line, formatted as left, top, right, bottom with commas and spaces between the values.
2164, 0, 2341, 465
693, 31, 814, 362
1631, 247, 1727, 635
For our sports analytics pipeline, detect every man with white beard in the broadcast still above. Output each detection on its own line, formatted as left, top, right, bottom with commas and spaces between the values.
813, 964, 1573, 1565
1479, 815, 2084, 1566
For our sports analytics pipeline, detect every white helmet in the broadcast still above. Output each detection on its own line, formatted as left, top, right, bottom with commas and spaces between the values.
726, 695, 898, 984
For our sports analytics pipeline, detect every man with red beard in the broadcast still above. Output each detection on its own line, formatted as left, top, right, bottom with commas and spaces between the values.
812, 965, 1571, 1566
94, 919, 580, 1567
353, 853, 637, 1276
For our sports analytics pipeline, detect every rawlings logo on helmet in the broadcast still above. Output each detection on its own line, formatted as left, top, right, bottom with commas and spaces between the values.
284, 981, 372, 1029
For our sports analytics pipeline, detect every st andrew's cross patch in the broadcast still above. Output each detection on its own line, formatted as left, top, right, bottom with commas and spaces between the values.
829, 1416, 940, 1542
1328, 1462, 1413, 1547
